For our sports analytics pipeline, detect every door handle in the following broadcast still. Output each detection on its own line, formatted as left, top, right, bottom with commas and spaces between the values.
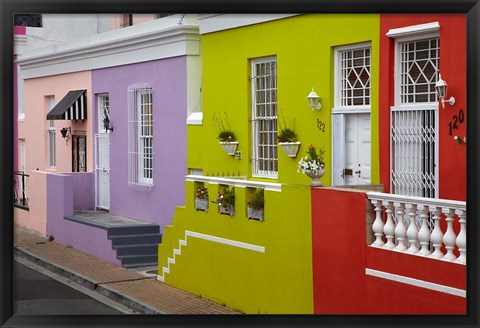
354, 169, 361, 175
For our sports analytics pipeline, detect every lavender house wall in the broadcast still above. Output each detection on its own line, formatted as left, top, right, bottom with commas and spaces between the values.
92, 58, 187, 230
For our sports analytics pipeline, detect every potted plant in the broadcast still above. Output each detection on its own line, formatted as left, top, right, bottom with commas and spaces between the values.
247, 188, 264, 222
212, 186, 235, 216
194, 187, 209, 212
277, 110, 300, 157
297, 144, 326, 186
213, 112, 238, 155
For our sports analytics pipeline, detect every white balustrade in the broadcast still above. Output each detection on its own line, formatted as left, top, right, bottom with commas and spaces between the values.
367, 192, 466, 265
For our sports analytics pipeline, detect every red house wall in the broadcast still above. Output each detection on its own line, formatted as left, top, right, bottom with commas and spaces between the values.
311, 188, 466, 314
378, 14, 467, 201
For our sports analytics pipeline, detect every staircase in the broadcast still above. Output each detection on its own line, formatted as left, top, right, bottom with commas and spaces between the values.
107, 224, 162, 268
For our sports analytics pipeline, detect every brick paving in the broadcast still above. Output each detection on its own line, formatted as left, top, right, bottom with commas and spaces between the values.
14, 224, 239, 315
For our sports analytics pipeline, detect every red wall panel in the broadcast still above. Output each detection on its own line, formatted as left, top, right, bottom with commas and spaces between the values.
311, 188, 466, 314
378, 14, 467, 200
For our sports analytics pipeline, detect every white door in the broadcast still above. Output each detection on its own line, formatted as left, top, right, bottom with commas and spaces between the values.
335, 113, 371, 185
95, 95, 110, 210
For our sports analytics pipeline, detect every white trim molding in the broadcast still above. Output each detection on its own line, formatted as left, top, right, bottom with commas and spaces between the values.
185, 174, 282, 192
199, 14, 299, 34
366, 268, 466, 298
17, 14, 200, 79
157, 230, 265, 282
186, 112, 203, 125
386, 21, 440, 39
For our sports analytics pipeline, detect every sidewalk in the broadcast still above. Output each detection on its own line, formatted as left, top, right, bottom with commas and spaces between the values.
14, 224, 239, 315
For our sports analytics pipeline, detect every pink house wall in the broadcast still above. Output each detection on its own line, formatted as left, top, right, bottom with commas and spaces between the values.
19, 71, 93, 175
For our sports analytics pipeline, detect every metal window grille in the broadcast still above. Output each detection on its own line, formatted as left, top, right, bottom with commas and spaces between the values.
339, 47, 371, 107
251, 58, 278, 178
399, 38, 439, 104
391, 108, 436, 198
14, 14, 42, 27
128, 83, 154, 190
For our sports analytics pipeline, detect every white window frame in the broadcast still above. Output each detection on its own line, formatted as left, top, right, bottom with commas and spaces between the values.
127, 83, 154, 190
47, 96, 56, 168
251, 56, 278, 179
388, 27, 440, 198
333, 42, 372, 113
19, 138, 26, 173
98, 94, 110, 134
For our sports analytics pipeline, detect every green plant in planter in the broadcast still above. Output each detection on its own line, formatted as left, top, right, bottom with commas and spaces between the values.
212, 186, 235, 209
213, 112, 237, 142
248, 189, 264, 210
195, 187, 209, 200
277, 109, 298, 143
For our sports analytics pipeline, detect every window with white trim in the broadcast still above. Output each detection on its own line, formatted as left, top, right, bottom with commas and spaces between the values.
338, 46, 371, 107
128, 83, 154, 189
19, 139, 26, 173
251, 57, 278, 178
390, 33, 439, 198
47, 96, 56, 168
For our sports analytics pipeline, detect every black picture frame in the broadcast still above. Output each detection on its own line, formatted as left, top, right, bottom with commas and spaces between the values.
1, 1, 478, 327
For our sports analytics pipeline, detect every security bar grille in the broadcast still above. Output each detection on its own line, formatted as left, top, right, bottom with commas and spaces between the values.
399, 38, 439, 104
339, 47, 371, 107
128, 83, 154, 190
391, 108, 436, 198
251, 57, 278, 178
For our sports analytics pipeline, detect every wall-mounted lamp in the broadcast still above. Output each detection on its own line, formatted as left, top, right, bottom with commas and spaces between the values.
435, 73, 455, 108
60, 127, 71, 145
306, 87, 321, 111
103, 108, 113, 132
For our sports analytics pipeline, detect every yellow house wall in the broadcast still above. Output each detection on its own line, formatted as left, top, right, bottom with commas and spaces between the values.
158, 182, 312, 314
188, 14, 380, 185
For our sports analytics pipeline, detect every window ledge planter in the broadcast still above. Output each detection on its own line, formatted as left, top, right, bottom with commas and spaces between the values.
278, 141, 301, 158
219, 204, 235, 216
248, 207, 264, 222
219, 141, 238, 156
195, 198, 209, 212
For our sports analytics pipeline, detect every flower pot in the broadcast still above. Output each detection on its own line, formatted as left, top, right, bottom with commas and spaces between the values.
278, 141, 301, 158
248, 207, 264, 222
219, 204, 235, 216
219, 141, 238, 156
306, 167, 325, 187
195, 198, 209, 212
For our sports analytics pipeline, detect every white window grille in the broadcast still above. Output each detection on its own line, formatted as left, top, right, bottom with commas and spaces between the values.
399, 38, 439, 104
128, 83, 154, 190
47, 96, 56, 168
251, 57, 278, 179
391, 36, 439, 199
338, 46, 371, 107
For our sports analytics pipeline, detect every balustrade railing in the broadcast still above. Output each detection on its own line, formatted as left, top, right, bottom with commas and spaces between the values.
367, 192, 466, 264
14, 171, 29, 209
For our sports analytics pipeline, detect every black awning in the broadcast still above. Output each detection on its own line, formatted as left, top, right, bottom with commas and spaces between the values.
46, 90, 87, 120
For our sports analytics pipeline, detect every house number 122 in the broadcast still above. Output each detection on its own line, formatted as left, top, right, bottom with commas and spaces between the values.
317, 119, 326, 133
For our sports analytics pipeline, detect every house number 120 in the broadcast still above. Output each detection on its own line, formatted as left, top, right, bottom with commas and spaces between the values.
448, 109, 464, 135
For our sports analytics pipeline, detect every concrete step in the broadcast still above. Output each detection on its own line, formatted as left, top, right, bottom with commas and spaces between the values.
114, 244, 158, 256
108, 225, 160, 237
118, 254, 158, 267
109, 234, 162, 247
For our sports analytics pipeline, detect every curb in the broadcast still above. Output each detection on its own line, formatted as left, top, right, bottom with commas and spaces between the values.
14, 246, 166, 315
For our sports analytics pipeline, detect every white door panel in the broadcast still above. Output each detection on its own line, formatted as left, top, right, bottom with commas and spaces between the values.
335, 113, 371, 186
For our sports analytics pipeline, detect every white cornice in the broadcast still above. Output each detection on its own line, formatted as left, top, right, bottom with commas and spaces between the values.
14, 35, 28, 55
17, 15, 200, 79
386, 21, 440, 38
198, 14, 299, 34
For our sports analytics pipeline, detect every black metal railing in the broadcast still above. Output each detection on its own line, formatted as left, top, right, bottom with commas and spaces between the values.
14, 171, 29, 210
